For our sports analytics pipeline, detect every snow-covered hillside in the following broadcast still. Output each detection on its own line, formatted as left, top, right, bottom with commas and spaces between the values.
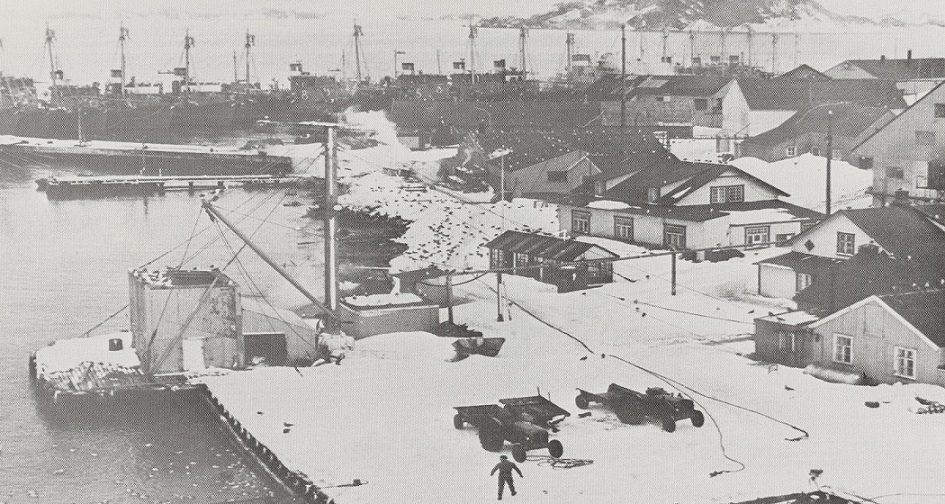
479, 0, 939, 31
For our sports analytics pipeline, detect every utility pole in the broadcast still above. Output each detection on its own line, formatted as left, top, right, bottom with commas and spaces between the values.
118, 25, 129, 96
771, 33, 777, 74
232, 50, 238, 84
45, 25, 58, 104
565, 32, 574, 76
184, 30, 194, 94
468, 20, 478, 84
353, 23, 363, 82
620, 24, 627, 129
497, 154, 506, 322
671, 252, 677, 296
436, 49, 442, 75
519, 26, 528, 77
324, 125, 339, 311
245, 31, 255, 85
825, 109, 833, 215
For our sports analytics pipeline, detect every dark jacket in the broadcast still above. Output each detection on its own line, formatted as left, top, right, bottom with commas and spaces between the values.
491, 460, 523, 478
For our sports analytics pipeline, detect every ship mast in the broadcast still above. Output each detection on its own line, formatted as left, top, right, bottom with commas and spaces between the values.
233, 50, 238, 83
45, 24, 59, 104
519, 26, 528, 77
244, 30, 255, 86
119, 25, 129, 96
468, 21, 477, 84
565, 32, 574, 76
353, 23, 363, 82
184, 30, 194, 94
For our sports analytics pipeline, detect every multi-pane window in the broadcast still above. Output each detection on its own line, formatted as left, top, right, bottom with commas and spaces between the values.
778, 332, 796, 353
935, 103, 945, 118
692, 57, 702, 66
833, 334, 852, 364
916, 130, 936, 146
894, 347, 916, 379
775, 233, 795, 243
745, 225, 770, 245
796, 272, 812, 292
663, 224, 686, 250
837, 232, 856, 255
885, 166, 904, 179
614, 216, 634, 241
785, 146, 797, 157
694, 98, 708, 111
571, 210, 590, 234
710, 185, 745, 203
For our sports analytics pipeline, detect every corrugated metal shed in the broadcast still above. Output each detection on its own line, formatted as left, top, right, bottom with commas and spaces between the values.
485, 230, 617, 262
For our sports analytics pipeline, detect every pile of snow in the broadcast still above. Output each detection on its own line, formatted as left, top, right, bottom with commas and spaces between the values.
34, 331, 139, 376
343, 292, 425, 307
732, 154, 873, 212
351, 331, 457, 362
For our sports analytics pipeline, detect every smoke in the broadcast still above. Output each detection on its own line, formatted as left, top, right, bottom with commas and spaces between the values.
341, 108, 408, 153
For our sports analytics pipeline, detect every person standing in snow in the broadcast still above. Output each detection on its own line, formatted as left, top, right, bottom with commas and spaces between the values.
490, 454, 522, 500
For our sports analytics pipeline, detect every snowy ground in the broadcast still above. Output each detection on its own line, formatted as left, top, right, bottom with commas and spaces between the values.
198, 244, 945, 503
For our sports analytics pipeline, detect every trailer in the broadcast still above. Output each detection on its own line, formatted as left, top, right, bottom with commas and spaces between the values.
575, 384, 704, 433
453, 395, 569, 462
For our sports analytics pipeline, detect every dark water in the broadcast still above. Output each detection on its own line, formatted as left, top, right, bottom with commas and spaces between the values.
0, 160, 323, 503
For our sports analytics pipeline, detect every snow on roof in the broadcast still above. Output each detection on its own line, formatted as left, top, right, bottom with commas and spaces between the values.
34, 331, 139, 377
343, 292, 426, 307
757, 310, 820, 326
587, 199, 631, 210
731, 154, 872, 213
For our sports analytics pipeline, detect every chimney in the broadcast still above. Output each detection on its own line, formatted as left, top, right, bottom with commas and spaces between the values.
907, 50, 912, 61
880, 55, 886, 62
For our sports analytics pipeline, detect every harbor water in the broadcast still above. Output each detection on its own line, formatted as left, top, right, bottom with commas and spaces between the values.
0, 159, 325, 503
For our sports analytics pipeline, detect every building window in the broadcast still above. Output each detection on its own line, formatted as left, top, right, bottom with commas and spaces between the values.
663, 224, 686, 250
894, 347, 917, 379
614, 216, 634, 241
655, 96, 665, 102
796, 272, 812, 292
692, 56, 702, 66
785, 146, 797, 157
710, 184, 745, 203
935, 103, 945, 118
837, 232, 855, 255
885, 166, 904, 179
571, 210, 590, 234
694, 98, 708, 111
859, 156, 874, 169
778, 332, 796, 353
776, 233, 795, 243
729, 55, 740, 65
916, 130, 936, 146
745, 225, 770, 245
547, 171, 567, 182
833, 334, 852, 364
660, 56, 673, 64
594, 181, 605, 196
710, 55, 721, 64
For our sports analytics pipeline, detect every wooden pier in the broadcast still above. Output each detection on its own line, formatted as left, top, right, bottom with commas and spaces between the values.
37, 174, 308, 198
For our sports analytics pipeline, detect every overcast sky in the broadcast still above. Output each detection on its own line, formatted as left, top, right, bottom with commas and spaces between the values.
4, 0, 943, 21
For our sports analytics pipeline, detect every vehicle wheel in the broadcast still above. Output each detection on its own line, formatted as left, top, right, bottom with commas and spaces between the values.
512, 444, 527, 463
690, 410, 705, 428
479, 428, 505, 452
575, 394, 589, 410
453, 414, 464, 429
614, 403, 644, 425
661, 417, 677, 433
547, 439, 564, 459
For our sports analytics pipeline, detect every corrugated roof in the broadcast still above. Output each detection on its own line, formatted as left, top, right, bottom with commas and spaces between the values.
736, 78, 907, 111
846, 58, 945, 80
484, 230, 617, 261
744, 103, 891, 148
879, 290, 945, 347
